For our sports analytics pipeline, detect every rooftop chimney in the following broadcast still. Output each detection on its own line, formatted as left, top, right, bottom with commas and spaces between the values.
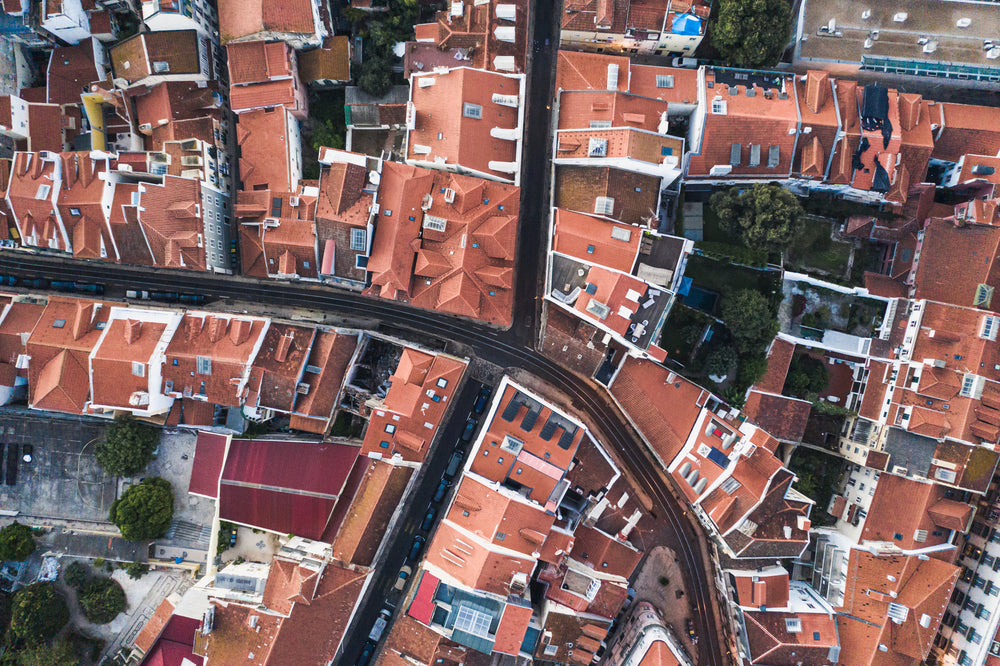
207, 317, 228, 343
230, 319, 252, 346
71, 302, 95, 341
124, 319, 142, 344
275, 332, 294, 363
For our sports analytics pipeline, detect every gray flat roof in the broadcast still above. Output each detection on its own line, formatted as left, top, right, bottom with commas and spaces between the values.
797, 0, 1000, 66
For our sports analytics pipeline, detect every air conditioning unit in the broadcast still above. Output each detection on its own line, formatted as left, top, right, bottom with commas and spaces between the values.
444, 188, 455, 203
296, 382, 311, 395
289, 196, 300, 207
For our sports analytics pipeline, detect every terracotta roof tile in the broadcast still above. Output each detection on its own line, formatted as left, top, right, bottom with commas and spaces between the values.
329, 459, 411, 565
913, 218, 1000, 308
553, 165, 660, 227
365, 162, 519, 325
932, 102, 1000, 163
406, 67, 520, 182
237, 106, 298, 192
299, 37, 351, 83
610, 357, 704, 467
219, 0, 318, 43
227, 41, 293, 85
110, 31, 203, 85
742, 391, 810, 443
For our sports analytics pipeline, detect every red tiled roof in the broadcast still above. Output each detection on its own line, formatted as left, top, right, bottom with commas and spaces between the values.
754, 338, 795, 394
742, 391, 810, 443
227, 41, 292, 85
218, 0, 317, 43
552, 208, 640, 273
366, 162, 519, 325
555, 50, 631, 92
912, 218, 1000, 308
135, 176, 209, 271
406, 67, 520, 181
932, 102, 1000, 163
407, 0, 528, 76
360, 347, 466, 462
46, 41, 98, 105
744, 611, 838, 665
237, 107, 296, 192
860, 474, 962, 551
188, 432, 229, 499
610, 357, 704, 467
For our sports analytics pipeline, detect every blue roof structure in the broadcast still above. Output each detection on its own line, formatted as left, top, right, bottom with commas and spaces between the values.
671, 12, 702, 36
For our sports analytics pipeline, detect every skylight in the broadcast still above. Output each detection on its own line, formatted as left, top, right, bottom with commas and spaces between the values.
454, 606, 492, 638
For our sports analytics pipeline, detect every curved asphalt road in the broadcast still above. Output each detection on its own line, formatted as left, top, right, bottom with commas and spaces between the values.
0, 4, 728, 664
0, 253, 726, 666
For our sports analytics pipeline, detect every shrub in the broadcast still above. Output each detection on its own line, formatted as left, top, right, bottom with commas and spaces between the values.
95, 413, 159, 477
0, 522, 36, 562
119, 562, 149, 580
8, 583, 69, 646
77, 577, 126, 625
62, 561, 91, 589
108, 477, 174, 541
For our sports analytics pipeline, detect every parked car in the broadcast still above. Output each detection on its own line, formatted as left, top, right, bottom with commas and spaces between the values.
394, 565, 412, 591
432, 480, 451, 503
460, 417, 478, 443
473, 386, 492, 414
407, 535, 426, 561
686, 618, 698, 644
420, 508, 437, 531
356, 640, 377, 666
672, 56, 698, 68
368, 608, 391, 642
444, 450, 464, 479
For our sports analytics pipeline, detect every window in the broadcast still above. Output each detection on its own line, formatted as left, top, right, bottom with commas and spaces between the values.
588, 137, 608, 157
132, 361, 145, 377
385, 424, 396, 434
196, 356, 211, 375
437, 132, 444, 140
463, 102, 482, 119
423, 215, 447, 232
52, 318, 66, 328
35, 184, 50, 200
436, 378, 448, 388
384, 210, 392, 217
785, 618, 801, 632
893, 532, 903, 541
497, 456, 504, 464
172, 359, 179, 366
69, 207, 80, 216
611, 226, 631, 242
711, 99, 727, 114
655, 74, 674, 88
586, 245, 595, 254
516, 468, 522, 475
462, 510, 469, 516
594, 196, 614, 216
589, 120, 612, 129
960, 374, 979, 397
350, 228, 366, 251
495, 532, 506, 541
380, 441, 389, 448
813, 632, 821, 641
454, 606, 493, 638
982, 315, 1000, 340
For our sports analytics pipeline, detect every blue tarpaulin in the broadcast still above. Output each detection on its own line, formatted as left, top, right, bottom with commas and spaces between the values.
671, 12, 702, 36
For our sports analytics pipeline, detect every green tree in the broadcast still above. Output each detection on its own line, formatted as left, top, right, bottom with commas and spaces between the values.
8, 583, 70, 646
16, 640, 81, 666
108, 477, 174, 541
77, 577, 126, 625
705, 345, 738, 377
311, 118, 346, 153
119, 562, 149, 580
0, 522, 36, 562
784, 355, 829, 398
720, 289, 779, 355
62, 561, 91, 589
709, 184, 803, 255
95, 414, 159, 477
710, 0, 792, 69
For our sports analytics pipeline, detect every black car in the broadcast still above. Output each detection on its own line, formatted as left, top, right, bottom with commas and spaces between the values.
444, 450, 464, 480
473, 387, 492, 414
460, 417, 478, 443
432, 480, 451, 503
420, 507, 437, 531
407, 535, 426, 561
356, 640, 377, 666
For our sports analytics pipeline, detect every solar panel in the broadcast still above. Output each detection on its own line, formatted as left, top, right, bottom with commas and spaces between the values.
558, 427, 576, 450
539, 416, 559, 441
707, 447, 730, 468
501, 398, 521, 422
521, 408, 539, 431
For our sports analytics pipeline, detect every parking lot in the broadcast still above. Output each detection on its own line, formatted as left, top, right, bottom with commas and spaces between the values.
0, 410, 114, 523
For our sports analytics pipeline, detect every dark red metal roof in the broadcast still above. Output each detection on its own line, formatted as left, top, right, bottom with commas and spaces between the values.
188, 432, 229, 499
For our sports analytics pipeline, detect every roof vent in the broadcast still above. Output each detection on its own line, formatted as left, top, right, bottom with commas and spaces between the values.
956, 17, 971, 28
893, 12, 907, 22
